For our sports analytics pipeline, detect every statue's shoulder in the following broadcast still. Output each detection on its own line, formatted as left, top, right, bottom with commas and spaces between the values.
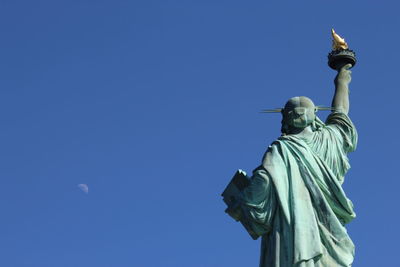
326, 112, 354, 126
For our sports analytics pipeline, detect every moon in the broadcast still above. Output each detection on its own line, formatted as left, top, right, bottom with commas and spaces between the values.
78, 184, 89, 194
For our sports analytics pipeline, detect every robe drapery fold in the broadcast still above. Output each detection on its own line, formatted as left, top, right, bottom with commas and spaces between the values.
238, 112, 357, 267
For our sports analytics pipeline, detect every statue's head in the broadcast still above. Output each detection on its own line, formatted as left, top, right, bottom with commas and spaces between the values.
281, 96, 316, 134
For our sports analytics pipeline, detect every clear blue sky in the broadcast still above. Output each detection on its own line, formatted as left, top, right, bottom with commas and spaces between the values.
0, 1, 397, 266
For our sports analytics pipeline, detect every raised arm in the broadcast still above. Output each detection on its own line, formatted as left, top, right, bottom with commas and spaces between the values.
332, 64, 352, 115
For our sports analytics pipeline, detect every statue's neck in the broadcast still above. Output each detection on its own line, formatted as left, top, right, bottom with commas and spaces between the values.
287, 125, 313, 138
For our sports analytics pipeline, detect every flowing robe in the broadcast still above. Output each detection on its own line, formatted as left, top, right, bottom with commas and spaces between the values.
238, 112, 357, 267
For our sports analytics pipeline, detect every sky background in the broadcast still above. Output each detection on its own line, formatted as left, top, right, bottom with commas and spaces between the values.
0, 1, 398, 266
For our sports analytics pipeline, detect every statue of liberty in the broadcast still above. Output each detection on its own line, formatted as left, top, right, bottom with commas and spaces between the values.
222, 30, 358, 267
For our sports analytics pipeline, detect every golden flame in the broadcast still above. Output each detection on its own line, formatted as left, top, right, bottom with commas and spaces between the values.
331, 29, 348, 50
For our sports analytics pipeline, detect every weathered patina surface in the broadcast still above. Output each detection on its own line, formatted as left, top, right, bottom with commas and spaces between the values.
222, 31, 358, 266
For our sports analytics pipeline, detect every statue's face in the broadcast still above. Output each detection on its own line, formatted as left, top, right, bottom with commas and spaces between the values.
282, 96, 316, 129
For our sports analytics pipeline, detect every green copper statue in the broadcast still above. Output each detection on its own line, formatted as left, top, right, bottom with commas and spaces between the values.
222, 30, 358, 267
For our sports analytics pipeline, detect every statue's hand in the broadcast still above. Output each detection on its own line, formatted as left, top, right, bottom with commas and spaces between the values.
335, 63, 352, 85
